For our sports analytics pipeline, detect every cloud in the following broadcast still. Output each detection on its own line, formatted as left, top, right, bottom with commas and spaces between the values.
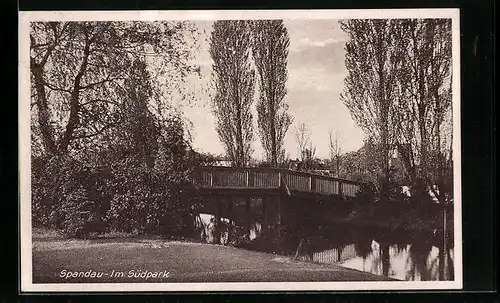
290, 37, 345, 52
288, 38, 345, 68
286, 40, 347, 97
284, 19, 348, 52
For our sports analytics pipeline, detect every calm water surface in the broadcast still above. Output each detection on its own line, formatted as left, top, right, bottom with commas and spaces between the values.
339, 242, 454, 281
198, 213, 455, 281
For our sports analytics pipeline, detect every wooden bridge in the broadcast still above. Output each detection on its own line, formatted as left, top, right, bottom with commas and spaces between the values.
192, 166, 367, 249
195, 166, 364, 198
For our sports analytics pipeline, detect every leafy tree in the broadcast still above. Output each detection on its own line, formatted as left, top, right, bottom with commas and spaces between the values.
303, 143, 317, 171
119, 59, 160, 168
30, 21, 203, 238
340, 19, 400, 199
339, 150, 365, 182
30, 21, 199, 157
252, 20, 293, 166
32, 155, 76, 229
390, 19, 453, 203
209, 20, 255, 168
340, 137, 383, 186
340, 19, 453, 204
96, 112, 199, 236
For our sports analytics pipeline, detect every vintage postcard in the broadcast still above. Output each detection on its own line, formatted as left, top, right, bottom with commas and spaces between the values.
19, 9, 462, 292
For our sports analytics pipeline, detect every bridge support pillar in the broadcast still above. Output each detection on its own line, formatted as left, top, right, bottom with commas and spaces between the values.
245, 197, 251, 240
262, 196, 268, 234
277, 195, 282, 243
213, 199, 222, 245
226, 196, 233, 244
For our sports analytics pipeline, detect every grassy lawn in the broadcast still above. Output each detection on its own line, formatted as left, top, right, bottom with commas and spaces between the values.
32, 229, 393, 283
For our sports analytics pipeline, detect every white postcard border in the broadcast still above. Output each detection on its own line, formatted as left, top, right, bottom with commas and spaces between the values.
19, 8, 462, 292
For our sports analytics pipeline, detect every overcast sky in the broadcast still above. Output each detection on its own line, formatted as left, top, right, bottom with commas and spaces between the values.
179, 19, 365, 160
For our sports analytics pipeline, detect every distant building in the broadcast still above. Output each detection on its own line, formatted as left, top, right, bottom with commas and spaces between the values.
287, 158, 304, 171
212, 159, 233, 167
197, 153, 233, 167
310, 169, 334, 177
287, 158, 327, 173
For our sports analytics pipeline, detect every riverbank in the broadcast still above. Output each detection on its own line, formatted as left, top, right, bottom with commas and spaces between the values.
336, 200, 454, 235
32, 229, 394, 283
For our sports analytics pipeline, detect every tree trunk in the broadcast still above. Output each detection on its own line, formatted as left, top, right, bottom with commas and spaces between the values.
226, 197, 233, 244
269, 60, 277, 167
58, 38, 91, 153
439, 207, 447, 280
32, 66, 58, 155
270, 110, 277, 166
381, 243, 390, 276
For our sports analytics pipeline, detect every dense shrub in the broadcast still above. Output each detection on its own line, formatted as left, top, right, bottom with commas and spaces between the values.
32, 155, 111, 238
354, 182, 377, 205
60, 188, 107, 238
104, 154, 198, 236
32, 155, 81, 229
32, 145, 201, 239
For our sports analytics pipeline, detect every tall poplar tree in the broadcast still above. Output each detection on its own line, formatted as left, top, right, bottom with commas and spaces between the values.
209, 20, 255, 167
341, 19, 453, 203
391, 19, 453, 203
340, 19, 400, 197
252, 20, 293, 166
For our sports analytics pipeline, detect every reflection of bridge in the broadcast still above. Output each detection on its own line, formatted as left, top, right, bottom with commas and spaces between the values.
193, 166, 366, 249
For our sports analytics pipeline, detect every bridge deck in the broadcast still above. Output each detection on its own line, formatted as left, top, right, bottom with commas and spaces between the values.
196, 166, 364, 198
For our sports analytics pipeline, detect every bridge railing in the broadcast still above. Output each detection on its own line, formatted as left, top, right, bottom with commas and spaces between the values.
252, 171, 280, 188
314, 174, 340, 195
196, 166, 364, 198
282, 170, 310, 192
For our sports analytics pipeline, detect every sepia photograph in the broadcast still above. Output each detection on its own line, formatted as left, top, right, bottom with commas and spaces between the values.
19, 9, 462, 292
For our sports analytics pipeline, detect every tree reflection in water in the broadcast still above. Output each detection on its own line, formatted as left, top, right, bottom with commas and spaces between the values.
338, 239, 454, 281
232, 219, 455, 281
405, 241, 434, 280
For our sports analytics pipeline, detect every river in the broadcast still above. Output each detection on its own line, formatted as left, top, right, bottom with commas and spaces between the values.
198, 213, 455, 281
297, 241, 454, 281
